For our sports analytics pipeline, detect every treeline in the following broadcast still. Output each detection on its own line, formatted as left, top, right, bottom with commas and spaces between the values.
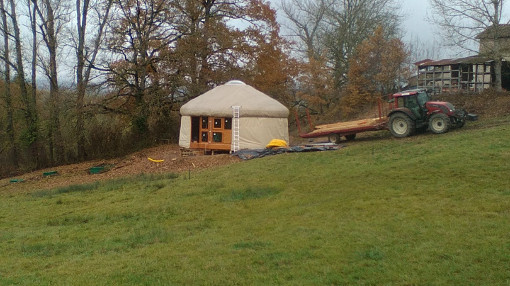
0, 0, 407, 177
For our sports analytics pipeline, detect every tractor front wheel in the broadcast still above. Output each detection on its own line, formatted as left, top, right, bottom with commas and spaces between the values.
429, 113, 451, 134
389, 113, 415, 138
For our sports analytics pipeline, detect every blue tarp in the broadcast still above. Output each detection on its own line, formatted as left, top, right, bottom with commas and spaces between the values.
233, 144, 344, 160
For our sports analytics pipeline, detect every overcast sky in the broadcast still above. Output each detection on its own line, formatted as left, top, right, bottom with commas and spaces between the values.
400, 0, 450, 59
401, 0, 435, 44
401, 0, 510, 58
272, 0, 470, 60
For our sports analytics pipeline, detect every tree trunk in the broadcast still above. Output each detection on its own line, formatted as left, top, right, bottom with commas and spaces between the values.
29, 0, 40, 167
76, 79, 87, 159
0, 0, 19, 167
492, 1, 503, 91
494, 58, 503, 91
40, 0, 64, 164
75, 0, 112, 159
75, 0, 89, 160
10, 0, 39, 167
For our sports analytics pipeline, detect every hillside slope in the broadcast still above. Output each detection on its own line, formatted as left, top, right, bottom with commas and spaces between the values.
0, 119, 509, 284
3, 91, 509, 194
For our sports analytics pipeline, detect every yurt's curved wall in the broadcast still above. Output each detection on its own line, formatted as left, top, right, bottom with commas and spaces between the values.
178, 116, 192, 148
237, 117, 289, 150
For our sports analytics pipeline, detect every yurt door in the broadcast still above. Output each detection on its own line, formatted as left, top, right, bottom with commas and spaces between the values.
192, 116, 232, 150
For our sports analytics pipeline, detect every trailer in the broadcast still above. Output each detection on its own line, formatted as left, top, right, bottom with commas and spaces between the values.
297, 99, 389, 143
299, 117, 388, 143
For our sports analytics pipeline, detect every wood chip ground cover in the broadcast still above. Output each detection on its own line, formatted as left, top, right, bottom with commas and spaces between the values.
0, 145, 240, 194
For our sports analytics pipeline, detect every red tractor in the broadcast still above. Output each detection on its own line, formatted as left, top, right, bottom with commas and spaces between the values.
388, 89, 478, 138
298, 89, 477, 142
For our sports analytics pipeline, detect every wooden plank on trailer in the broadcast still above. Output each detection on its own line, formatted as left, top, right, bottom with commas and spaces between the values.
311, 118, 386, 134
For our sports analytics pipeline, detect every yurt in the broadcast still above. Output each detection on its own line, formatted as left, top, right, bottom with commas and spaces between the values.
179, 80, 289, 152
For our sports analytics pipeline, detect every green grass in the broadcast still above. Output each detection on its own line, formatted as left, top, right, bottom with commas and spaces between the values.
1, 118, 510, 285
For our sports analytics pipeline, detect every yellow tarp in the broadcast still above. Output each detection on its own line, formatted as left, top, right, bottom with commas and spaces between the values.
266, 139, 288, 148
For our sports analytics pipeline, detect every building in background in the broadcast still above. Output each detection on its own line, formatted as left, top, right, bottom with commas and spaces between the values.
477, 24, 510, 57
415, 25, 510, 93
415, 56, 495, 93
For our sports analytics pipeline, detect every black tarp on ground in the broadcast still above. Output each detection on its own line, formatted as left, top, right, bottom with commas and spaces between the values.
233, 144, 344, 160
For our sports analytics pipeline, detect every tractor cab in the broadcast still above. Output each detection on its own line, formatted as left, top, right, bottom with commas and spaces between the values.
396, 90, 429, 117
390, 89, 431, 128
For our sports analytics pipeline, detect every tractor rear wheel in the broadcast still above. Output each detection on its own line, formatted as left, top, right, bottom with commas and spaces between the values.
389, 113, 414, 138
429, 113, 451, 134
328, 133, 341, 144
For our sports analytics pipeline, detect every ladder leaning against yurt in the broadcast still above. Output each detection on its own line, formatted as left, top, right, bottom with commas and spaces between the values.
231, 106, 240, 153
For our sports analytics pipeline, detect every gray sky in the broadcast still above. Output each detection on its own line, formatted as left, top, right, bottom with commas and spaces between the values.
400, 0, 449, 60
401, 0, 510, 58
401, 0, 435, 45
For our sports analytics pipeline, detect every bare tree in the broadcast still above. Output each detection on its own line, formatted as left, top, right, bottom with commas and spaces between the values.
0, 0, 40, 167
280, 0, 335, 113
0, 0, 18, 167
281, 0, 330, 61
407, 36, 443, 63
430, 0, 507, 90
281, 0, 400, 85
28, 0, 41, 167
32, 0, 70, 163
74, 0, 113, 159
10, 0, 41, 164
105, 0, 182, 136
325, 0, 400, 88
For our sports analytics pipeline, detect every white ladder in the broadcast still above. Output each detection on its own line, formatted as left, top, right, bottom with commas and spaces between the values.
232, 106, 241, 152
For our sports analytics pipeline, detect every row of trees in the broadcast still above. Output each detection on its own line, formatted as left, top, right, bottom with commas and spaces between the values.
0, 0, 299, 176
0, 0, 506, 176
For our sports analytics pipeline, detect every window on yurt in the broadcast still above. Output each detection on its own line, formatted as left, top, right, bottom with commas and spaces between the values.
213, 132, 222, 142
224, 118, 232, 129
214, 118, 222, 128
201, 131, 208, 142
201, 117, 208, 129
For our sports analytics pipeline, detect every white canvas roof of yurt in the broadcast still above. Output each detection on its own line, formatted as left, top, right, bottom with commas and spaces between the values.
179, 80, 289, 150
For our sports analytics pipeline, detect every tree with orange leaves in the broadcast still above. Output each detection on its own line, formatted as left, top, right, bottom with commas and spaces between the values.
342, 27, 409, 115
242, 10, 299, 108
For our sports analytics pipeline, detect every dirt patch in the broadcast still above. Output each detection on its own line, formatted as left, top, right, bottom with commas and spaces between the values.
0, 145, 241, 194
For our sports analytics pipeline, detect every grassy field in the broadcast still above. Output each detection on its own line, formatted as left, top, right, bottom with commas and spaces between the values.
1, 117, 510, 285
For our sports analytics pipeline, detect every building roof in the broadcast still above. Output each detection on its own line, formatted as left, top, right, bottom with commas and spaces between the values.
415, 55, 493, 67
413, 59, 433, 66
477, 24, 510, 39
392, 89, 425, 98
180, 80, 289, 118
